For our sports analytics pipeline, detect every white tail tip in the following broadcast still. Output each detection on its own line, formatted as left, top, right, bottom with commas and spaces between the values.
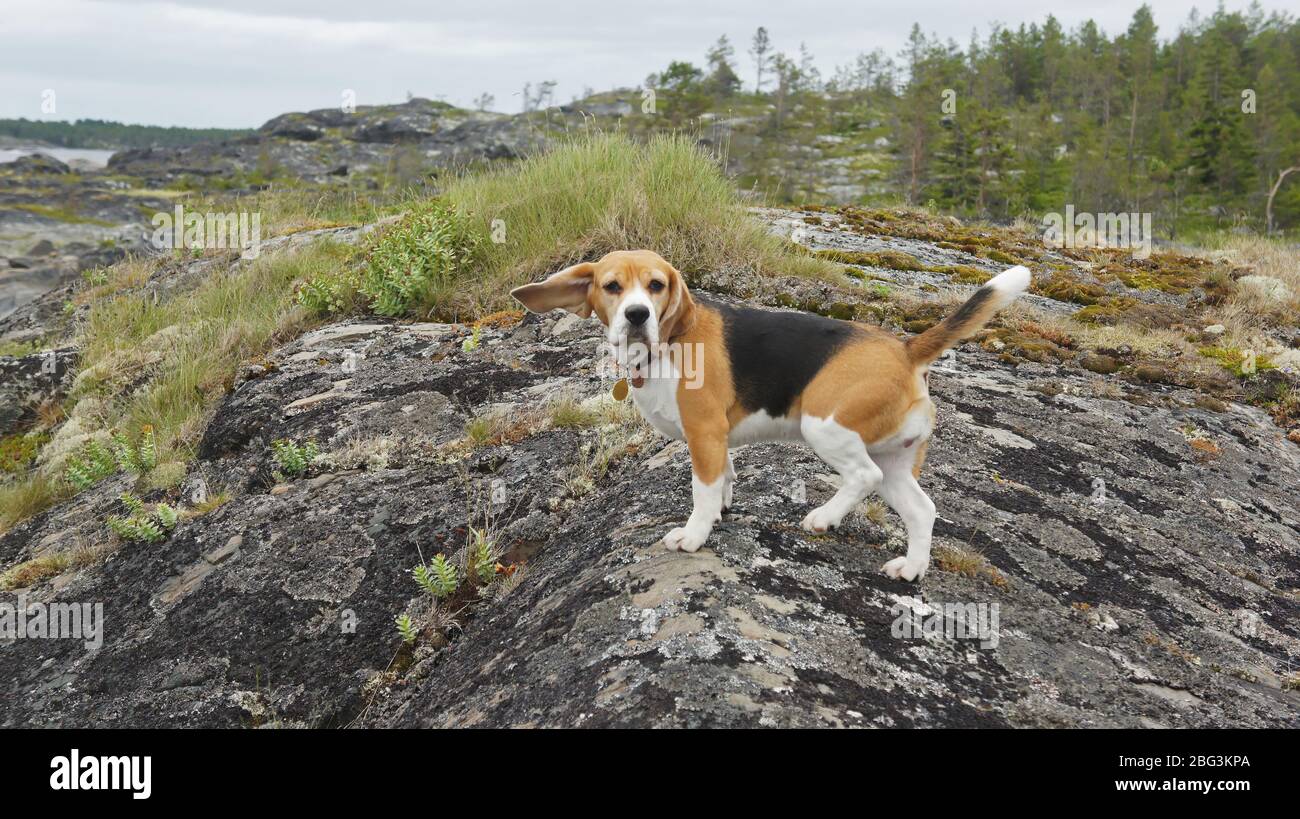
988, 265, 1032, 297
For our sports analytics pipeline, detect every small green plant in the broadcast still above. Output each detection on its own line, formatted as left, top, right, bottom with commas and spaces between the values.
109, 425, 157, 474
461, 324, 483, 352
413, 554, 458, 598
154, 502, 180, 529
119, 491, 144, 515
63, 440, 118, 490
105, 492, 179, 543
106, 514, 162, 543
271, 439, 319, 478
296, 268, 361, 315
469, 528, 497, 585
1198, 346, 1275, 377
394, 613, 418, 644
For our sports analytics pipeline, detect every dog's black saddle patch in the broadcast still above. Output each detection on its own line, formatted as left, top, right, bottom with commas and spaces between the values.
698, 296, 863, 417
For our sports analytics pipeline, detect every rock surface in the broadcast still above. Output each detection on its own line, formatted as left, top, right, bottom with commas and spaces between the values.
1, 220, 1298, 726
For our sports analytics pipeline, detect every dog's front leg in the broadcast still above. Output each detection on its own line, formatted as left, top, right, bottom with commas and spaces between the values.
663, 425, 728, 553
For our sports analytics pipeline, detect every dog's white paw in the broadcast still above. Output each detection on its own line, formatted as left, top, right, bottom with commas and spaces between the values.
882, 556, 928, 582
801, 504, 844, 533
663, 526, 708, 553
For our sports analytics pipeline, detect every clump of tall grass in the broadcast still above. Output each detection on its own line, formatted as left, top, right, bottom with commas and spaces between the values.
297, 132, 840, 321
442, 132, 840, 312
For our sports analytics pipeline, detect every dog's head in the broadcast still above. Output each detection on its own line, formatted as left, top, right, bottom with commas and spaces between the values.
510, 250, 696, 348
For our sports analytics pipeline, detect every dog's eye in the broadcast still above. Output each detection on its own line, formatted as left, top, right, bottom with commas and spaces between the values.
603, 281, 622, 293
648, 280, 665, 293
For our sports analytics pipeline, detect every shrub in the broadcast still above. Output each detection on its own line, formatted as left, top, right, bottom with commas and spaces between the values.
359, 201, 484, 318
154, 502, 180, 529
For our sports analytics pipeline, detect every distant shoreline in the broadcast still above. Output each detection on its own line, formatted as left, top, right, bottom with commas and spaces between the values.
0, 145, 119, 169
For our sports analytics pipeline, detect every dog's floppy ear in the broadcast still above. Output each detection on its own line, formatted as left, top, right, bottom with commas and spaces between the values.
657, 264, 697, 341
510, 262, 596, 317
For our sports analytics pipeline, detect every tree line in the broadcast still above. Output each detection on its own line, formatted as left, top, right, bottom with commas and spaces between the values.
0, 118, 252, 150
644, 4, 1300, 235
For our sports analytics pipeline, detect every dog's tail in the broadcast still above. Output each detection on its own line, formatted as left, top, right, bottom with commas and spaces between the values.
906, 265, 1032, 366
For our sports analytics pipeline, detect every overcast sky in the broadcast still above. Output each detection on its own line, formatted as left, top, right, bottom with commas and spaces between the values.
1, 0, 1289, 128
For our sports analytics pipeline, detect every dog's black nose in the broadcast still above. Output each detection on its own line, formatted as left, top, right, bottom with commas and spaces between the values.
625, 305, 650, 327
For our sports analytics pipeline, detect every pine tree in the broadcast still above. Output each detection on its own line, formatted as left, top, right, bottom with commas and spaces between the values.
705, 36, 742, 97
750, 27, 773, 93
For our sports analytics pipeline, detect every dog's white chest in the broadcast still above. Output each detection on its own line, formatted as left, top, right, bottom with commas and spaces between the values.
630, 374, 684, 440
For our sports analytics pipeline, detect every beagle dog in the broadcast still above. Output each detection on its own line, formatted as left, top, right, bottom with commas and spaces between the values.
512, 250, 1031, 581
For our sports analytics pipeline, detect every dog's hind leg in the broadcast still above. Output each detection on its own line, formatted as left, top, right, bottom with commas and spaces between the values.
873, 448, 936, 582
799, 415, 882, 533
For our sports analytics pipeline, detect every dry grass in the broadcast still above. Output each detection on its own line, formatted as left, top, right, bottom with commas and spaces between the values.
0, 552, 71, 589
319, 435, 403, 471
558, 423, 647, 500
1193, 234, 1300, 316
0, 540, 109, 590
1006, 302, 1186, 358
0, 474, 70, 532
1188, 234, 1300, 365
75, 255, 161, 305
190, 185, 399, 241
547, 392, 641, 429
859, 499, 889, 525
31, 397, 67, 431
463, 407, 544, 448
183, 490, 232, 519
933, 543, 1009, 589
458, 392, 643, 453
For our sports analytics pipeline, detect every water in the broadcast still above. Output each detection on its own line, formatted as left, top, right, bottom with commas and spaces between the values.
0, 146, 118, 169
